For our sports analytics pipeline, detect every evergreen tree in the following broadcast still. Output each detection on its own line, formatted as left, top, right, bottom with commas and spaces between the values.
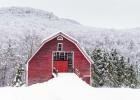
109, 49, 125, 87
12, 64, 24, 87
116, 56, 125, 87
124, 63, 138, 88
91, 48, 139, 88
91, 48, 104, 87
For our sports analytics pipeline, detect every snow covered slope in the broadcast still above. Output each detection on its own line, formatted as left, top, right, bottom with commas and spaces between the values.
0, 73, 140, 100
0, 7, 140, 73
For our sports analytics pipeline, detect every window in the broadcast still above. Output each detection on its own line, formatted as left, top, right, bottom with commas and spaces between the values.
53, 52, 66, 61
68, 53, 73, 66
57, 43, 63, 51
53, 52, 73, 62
60, 52, 65, 60
57, 36, 63, 40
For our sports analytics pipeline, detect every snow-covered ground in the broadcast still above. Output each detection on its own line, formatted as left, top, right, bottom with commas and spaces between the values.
0, 73, 140, 100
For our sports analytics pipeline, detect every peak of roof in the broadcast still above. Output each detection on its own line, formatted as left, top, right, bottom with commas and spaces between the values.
42, 32, 77, 43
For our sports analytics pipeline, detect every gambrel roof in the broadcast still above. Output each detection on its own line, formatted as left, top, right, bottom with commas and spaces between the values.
28, 32, 93, 64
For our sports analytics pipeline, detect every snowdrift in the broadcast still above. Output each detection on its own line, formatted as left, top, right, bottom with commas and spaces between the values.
0, 73, 140, 100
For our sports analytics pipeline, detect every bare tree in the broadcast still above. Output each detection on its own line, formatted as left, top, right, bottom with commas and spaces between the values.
18, 33, 43, 64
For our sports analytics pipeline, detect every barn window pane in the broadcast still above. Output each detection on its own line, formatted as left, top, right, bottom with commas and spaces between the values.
56, 52, 59, 60
65, 53, 68, 60
60, 52, 64, 60
68, 53, 72, 65
57, 43, 63, 51
53, 52, 56, 60
68, 53, 73, 72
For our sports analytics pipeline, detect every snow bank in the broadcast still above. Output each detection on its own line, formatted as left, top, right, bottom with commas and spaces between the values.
0, 73, 140, 100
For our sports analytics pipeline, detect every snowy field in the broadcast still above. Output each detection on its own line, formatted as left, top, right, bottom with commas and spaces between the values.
0, 73, 140, 100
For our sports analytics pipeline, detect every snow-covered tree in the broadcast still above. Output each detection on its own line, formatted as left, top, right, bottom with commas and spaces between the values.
91, 48, 139, 88
12, 64, 25, 87
91, 48, 104, 87
18, 33, 42, 64
0, 39, 21, 86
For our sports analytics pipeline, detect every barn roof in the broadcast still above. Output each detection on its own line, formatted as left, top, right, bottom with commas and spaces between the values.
28, 32, 93, 64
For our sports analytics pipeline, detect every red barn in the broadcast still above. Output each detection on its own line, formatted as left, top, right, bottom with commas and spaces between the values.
26, 32, 93, 86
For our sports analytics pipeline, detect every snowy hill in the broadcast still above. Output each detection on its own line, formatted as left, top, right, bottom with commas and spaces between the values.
0, 7, 81, 38
0, 73, 140, 100
0, 7, 140, 56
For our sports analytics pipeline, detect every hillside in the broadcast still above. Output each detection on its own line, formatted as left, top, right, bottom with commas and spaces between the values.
0, 73, 140, 100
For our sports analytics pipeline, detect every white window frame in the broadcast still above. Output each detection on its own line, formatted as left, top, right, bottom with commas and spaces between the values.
57, 36, 63, 40
57, 43, 63, 51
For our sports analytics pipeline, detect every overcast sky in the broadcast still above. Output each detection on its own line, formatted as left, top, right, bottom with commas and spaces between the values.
0, 0, 140, 29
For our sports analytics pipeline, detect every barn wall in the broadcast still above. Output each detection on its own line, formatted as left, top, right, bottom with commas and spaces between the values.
28, 34, 91, 85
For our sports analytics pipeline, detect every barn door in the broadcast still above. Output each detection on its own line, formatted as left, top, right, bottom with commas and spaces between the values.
53, 61, 68, 72
53, 52, 73, 72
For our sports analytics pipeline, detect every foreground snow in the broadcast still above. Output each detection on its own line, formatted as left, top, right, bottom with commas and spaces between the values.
0, 73, 140, 100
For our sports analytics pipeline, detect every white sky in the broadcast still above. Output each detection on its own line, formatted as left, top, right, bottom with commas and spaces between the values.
0, 0, 140, 29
